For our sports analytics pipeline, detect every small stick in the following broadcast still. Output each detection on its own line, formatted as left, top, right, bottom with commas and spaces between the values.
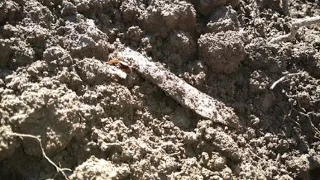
269, 16, 320, 43
6, 132, 71, 180
120, 48, 239, 128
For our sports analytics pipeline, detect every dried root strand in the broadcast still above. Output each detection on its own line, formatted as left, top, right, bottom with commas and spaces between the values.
6, 132, 72, 180
269, 16, 320, 44
270, 72, 305, 90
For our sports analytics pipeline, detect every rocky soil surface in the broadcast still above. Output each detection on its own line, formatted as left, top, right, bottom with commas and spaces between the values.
0, 0, 320, 179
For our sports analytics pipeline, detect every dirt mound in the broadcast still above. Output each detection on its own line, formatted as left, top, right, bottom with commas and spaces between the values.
0, 0, 320, 179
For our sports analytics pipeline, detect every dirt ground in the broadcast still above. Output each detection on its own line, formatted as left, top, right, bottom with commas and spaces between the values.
0, 0, 320, 179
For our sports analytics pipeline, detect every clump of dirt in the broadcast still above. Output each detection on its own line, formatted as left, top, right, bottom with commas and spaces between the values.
198, 30, 246, 74
0, 0, 320, 179
69, 156, 130, 180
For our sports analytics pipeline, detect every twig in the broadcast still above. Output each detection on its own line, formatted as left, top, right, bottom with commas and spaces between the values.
6, 132, 71, 180
120, 48, 239, 128
269, 16, 320, 43
270, 72, 303, 90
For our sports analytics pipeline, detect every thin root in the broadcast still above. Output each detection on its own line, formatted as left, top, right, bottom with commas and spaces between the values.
269, 16, 320, 43
270, 72, 304, 90
6, 132, 72, 180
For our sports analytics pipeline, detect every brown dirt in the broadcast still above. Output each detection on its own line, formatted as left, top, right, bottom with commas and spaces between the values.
0, 0, 320, 179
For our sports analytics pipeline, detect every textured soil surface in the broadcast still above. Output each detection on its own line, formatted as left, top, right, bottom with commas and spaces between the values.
0, 0, 320, 179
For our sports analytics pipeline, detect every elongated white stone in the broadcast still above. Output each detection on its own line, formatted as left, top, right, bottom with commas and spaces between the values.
121, 48, 239, 128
